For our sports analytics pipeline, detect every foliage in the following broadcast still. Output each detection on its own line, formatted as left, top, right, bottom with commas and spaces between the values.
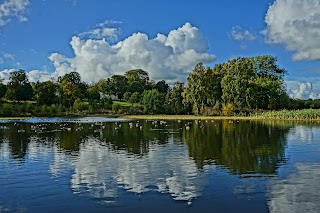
6, 70, 33, 101
155, 80, 169, 94
165, 81, 188, 114
220, 56, 287, 110
142, 89, 165, 114
110, 75, 128, 100
34, 81, 58, 105
129, 92, 141, 103
0, 82, 6, 99
184, 63, 221, 115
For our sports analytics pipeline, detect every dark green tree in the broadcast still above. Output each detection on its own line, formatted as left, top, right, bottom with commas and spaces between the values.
165, 81, 188, 114
110, 75, 128, 100
155, 80, 169, 94
34, 81, 58, 105
6, 70, 33, 101
0, 78, 7, 99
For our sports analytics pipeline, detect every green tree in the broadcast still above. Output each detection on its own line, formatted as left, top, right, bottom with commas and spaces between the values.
6, 69, 33, 101
155, 80, 169, 94
220, 56, 287, 111
184, 63, 221, 115
165, 81, 188, 114
0, 79, 7, 99
34, 81, 58, 105
110, 75, 128, 100
129, 92, 141, 103
123, 92, 132, 101
125, 69, 149, 86
142, 89, 165, 114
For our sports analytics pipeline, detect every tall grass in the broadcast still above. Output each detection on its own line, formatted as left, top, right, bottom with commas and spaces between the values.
252, 109, 320, 120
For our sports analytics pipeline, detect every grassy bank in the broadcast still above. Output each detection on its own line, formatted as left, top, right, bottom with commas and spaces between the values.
122, 109, 320, 121
121, 115, 261, 120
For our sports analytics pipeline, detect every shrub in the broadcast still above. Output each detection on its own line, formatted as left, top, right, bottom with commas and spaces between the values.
222, 103, 236, 116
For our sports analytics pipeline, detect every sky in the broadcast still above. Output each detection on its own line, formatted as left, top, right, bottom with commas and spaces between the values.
0, 0, 319, 99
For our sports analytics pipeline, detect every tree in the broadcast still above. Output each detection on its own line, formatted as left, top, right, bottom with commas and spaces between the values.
155, 80, 169, 94
164, 81, 188, 114
0, 78, 6, 99
59, 80, 84, 107
125, 69, 149, 86
58, 72, 81, 85
110, 75, 128, 100
58, 72, 85, 107
34, 81, 58, 105
184, 63, 221, 115
220, 56, 287, 110
142, 89, 165, 114
6, 69, 33, 101
129, 92, 141, 103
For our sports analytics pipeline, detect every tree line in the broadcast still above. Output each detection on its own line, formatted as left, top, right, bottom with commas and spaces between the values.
0, 55, 319, 116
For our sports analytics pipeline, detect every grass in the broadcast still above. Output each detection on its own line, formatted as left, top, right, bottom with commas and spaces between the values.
122, 109, 320, 121
121, 114, 263, 120
0, 117, 30, 120
113, 101, 133, 107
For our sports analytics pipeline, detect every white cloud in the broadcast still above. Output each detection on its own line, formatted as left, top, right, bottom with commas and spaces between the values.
0, 68, 14, 83
49, 22, 216, 83
265, 0, 320, 61
69, 137, 209, 203
268, 163, 320, 213
229, 26, 256, 41
287, 82, 320, 100
0, 0, 30, 27
0, 22, 215, 84
78, 19, 121, 41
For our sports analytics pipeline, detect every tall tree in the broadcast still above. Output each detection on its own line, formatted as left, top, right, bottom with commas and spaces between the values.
220, 56, 287, 110
110, 75, 128, 100
34, 81, 58, 105
142, 89, 165, 114
58, 72, 85, 107
6, 70, 33, 101
184, 63, 221, 115
165, 81, 188, 114
0, 78, 6, 99
155, 80, 169, 94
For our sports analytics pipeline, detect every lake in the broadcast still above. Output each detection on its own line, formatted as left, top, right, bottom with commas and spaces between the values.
0, 117, 320, 213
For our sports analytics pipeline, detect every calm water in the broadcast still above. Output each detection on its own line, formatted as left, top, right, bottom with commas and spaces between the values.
0, 117, 320, 213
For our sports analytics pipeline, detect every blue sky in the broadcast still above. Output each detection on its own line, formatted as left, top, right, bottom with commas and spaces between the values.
0, 0, 320, 99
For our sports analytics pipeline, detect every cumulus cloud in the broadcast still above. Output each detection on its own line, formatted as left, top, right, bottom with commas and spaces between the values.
0, 68, 14, 83
0, 22, 215, 83
49, 22, 216, 83
0, 0, 30, 27
265, 0, 320, 61
0, 68, 53, 83
229, 26, 256, 41
287, 82, 320, 100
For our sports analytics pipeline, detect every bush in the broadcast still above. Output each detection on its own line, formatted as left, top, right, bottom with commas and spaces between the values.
112, 103, 121, 113
222, 103, 236, 116
129, 92, 141, 103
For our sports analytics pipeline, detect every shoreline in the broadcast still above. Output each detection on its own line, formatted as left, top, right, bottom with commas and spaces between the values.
120, 114, 320, 121
1, 114, 320, 122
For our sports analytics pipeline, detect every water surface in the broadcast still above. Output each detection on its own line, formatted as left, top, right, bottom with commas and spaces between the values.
0, 117, 319, 212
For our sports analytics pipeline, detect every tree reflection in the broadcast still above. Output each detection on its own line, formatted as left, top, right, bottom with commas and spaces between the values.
183, 120, 290, 175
